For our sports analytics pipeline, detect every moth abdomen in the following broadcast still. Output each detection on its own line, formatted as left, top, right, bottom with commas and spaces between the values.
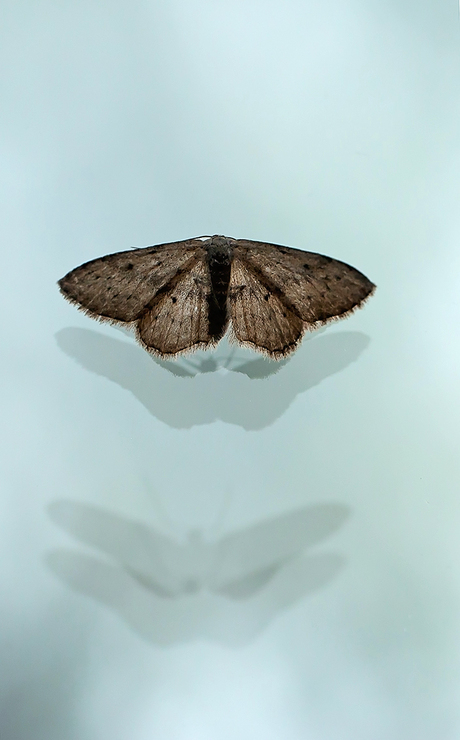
205, 236, 233, 321
206, 260, 231, 340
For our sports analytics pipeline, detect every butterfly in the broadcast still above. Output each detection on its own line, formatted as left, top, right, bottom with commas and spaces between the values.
58, 235, 375, 359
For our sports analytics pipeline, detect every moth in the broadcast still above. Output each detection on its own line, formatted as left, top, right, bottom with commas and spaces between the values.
58, 234, 375, 359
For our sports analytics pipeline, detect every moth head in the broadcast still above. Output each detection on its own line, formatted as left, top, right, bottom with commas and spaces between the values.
210, 235, 230, 248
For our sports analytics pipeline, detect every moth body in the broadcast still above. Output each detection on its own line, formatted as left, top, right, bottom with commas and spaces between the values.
205, 236, 233, 340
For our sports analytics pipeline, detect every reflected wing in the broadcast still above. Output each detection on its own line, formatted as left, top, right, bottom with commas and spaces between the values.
58, 238, 206, 323
210, 504, 349, 589
233, 240, 375, 325
136, 254, 219, 356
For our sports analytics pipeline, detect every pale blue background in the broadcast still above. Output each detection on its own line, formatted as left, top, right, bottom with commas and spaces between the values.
1, 1, 460, 738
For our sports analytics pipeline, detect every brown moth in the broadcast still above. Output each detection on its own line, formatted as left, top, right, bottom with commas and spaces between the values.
58, 235, 376, 359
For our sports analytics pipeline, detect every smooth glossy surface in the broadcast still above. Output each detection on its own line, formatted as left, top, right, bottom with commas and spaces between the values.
1, 2, 459, 739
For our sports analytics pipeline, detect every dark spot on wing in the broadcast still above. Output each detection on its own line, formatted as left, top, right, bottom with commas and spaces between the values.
172, 297, 177, 303
303, 263, 310, 270
335, 276, 342, 281
264, 294, 270, 301
126, 263, 134, 270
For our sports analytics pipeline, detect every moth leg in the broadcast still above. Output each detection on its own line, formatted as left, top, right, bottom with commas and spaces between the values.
222, 343, 238, 370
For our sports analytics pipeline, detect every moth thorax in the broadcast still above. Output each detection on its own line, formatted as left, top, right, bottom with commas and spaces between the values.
207, 235, 233, 265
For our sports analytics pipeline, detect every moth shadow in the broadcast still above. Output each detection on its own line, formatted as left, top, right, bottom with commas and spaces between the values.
56, 328, 371, 430
45, 500, 349, 647
111, 326, 293, 379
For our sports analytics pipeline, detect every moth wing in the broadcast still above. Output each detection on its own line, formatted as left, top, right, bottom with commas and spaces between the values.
58, 238, 205, 323
233, 240, 376, 325
228, 255, 304, 358
136, 253, 217, 356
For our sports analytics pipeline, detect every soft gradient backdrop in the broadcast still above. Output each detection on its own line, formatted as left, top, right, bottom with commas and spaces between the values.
1, 1, 460, 738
